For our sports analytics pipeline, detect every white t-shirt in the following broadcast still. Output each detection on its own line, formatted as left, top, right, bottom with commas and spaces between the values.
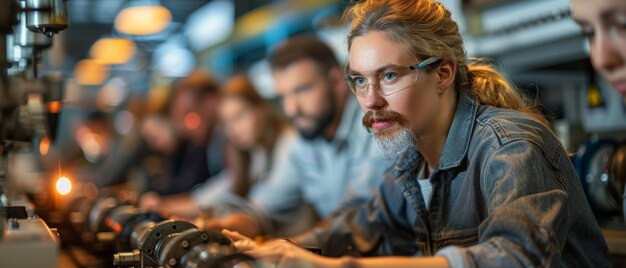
417, 162, 433, 210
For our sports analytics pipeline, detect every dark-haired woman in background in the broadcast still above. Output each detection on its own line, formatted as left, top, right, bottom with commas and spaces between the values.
147, 74, 297, 225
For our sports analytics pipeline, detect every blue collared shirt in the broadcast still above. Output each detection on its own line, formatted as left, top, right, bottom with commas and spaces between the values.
248, 97, 393, 234
316, 92, 611, 267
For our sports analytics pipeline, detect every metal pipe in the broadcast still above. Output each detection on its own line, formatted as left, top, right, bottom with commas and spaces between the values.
1, 34, 8, 86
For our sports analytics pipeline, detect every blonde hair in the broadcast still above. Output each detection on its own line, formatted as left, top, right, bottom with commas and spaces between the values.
344, 0, 547, 124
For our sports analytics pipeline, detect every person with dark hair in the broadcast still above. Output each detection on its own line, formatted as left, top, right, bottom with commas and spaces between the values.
205, 36, 392, 238
215, 74, 293, 199
223, 1, 610, 267
268, 36, 343, 140
139, 68, 226, 211
140, 74, 299, 221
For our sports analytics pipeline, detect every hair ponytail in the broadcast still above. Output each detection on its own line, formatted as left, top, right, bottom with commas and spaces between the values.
464, 63, 549, 126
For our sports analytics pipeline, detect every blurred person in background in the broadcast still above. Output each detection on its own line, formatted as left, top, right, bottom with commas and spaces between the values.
572, 0, 626, 102
205, 36, 393, 239
139, 68, 225, 210
223, 1, 610, 267
571, 0, 626, 222
143, 74, 298, 221
193, 74, 296, 210
48, 110, 148, 188
141, 115, 177, 157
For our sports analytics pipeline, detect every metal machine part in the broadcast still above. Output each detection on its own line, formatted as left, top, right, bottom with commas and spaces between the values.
113, 249, 141, 267
574, 139, 626, 218
0, 0, 19, 110
25, 0, 69, 35
10, 0, 53, 76
609, 143, 626, 219
6, 35, 18, 64
1, 0, 67, 159
610, 144, 626, 201
132, 220, 197, 259
0, 217, 59, 267
587, 144, 619, 214
110, 215, 253, 268
0, 1, 68, 267
57, 196, 160, 255
104, 204, 164, 251
1, 0, 66, 133
89, 197, 119, 234
61, 196, 256, 267
17, 1, 52, 48
65, 196, 95, 233
0, 75, 62, 143
156, 227, 232, 265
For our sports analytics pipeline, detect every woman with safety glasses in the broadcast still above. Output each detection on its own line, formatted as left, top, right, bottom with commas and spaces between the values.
223, 1, 611, 267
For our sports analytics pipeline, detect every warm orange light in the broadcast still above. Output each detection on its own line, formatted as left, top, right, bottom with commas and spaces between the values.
55, 176, 72, 196
236, 7, 274, 38
47, 101, 62, 113
184, 112, 201, 130
39, 136, 50, 155
74, 59, 109, 86
90, 38, 136, 65
114, 5, 172, 36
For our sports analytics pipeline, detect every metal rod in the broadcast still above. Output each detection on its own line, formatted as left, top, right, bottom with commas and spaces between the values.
1, 34, 8, 85
32, 50, 37, 78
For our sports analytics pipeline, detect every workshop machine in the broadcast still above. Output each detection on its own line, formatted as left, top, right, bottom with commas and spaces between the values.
59, 196, 259, 268
1, 1, 264, 267
0, 0, 68, 267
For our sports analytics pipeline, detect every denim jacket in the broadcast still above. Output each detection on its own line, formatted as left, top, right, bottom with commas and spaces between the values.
316, 92, 611, 267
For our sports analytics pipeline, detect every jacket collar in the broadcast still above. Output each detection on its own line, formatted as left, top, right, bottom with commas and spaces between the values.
438, 91, 479, 170
394, 91, 479, 175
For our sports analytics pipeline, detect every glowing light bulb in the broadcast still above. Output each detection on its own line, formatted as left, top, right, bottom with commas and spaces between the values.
39, 136, 50, 155
56, 176, 72, 196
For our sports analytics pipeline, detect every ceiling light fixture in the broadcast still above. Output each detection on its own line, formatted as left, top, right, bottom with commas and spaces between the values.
114, 0, 172, 36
